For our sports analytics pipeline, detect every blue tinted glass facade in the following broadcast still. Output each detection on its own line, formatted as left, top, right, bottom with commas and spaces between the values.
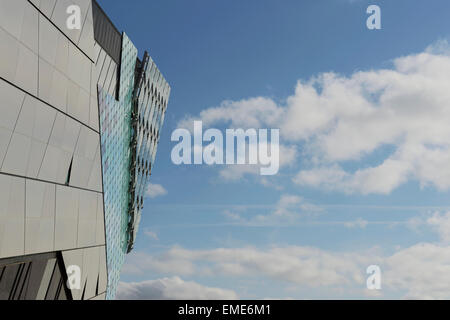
126, 55, 171, 252
99, 34, 139, 300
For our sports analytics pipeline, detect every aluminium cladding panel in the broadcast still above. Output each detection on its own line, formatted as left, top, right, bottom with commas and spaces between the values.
0, 0, 99, 131
0, 0, 38, 95
29, 0, 95, 61
0, 0, 108, 301
99, 33, 137, 300
62, 246, 107, 300
0, 173, 106, 260
0, 249, 107, 300
94, 42, 119, 98
0, 0, 102, 192
0, 79, 103, 192
0, 252, 73, 300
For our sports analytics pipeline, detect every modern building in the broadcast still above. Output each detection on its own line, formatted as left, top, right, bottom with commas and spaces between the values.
0, 0, 170, 300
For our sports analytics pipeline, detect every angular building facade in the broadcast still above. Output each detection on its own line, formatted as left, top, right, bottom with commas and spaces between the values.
0, 0, 170, 300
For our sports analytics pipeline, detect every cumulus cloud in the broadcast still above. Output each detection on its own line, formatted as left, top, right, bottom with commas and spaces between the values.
178, 97, 283, 130
343, 218, 369, 229
384, 243, 450, 299
146, 183, 168, 198
117, 277, 238, 300
144, 229, 159, 241
426, 212, 450, 243
407, 210, 450, 243
123, 246, 369, 288
222, 194, 322, 226
180, 42, 450, 194
219, 144, 297, 181
122, 251, 196, 276
123, 243, 450, 299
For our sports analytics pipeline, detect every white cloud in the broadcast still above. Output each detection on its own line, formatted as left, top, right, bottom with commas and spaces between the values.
219, 165, 260, 181
123, 246, 369, 288
117, 277, 238, 300
144, 229, 159, 241
285, 48, 450, 193
180, 42, 450, 194
178, 97, 283, 130
217, 143, 297, 182
343, 218, 369, 229
384, 243, 450, 299
222, 194, 322, 226
407, 211, 450, 243
426, 212, 450, 243
146, 183, 168, 198
123, 243, 450, 299
122, 251, 196, 276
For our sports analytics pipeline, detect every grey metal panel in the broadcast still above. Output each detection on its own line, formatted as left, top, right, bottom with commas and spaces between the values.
36, 258, 57, 300
66, 79, 81, 121
2, 132, 32, 175
97, 54, 111, 90
96, 193, 105, 245
19, 0, 39, 54
39, 13, 61, 67
39, 58, 68, 113
77, 1, 95, 60
82, 246, 100, 299
76, 87, 91, 125
0, 128, 13, 168
68, 42, 91, 94
14, 40, 39, 96
0, 79, 26, 131
39, 113, 80, 184
90, 293, 106, 300
89, 95, 99, 131
26, 140, 47, 178
25, 180, 56, 254
15, 95, 57, 144
54, 31, 70, 75
38, 144, 72, 184
94, 48, 106, 83
98, 246, 107, 292
48, 113, 81, 154
77, 189, 97, 247
93, 42, 101, 64
0, 174, 25, 259
0, 28, 20, 84
62, 245, 107, 300
87, 145, 102, 192
70, 125, 99, 189
32, 0, 57, 21
61, 249, 84, 300
54, 185, 79, 250
0, 1, 33, 49
50, 0, 81, 49
67, 80, 90, 125
12, 95, 57, 178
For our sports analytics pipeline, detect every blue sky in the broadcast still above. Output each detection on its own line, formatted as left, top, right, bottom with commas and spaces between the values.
98, 0, 450, 299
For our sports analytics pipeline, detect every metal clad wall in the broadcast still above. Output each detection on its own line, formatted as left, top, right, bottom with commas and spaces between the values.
0, 0, 107, 300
